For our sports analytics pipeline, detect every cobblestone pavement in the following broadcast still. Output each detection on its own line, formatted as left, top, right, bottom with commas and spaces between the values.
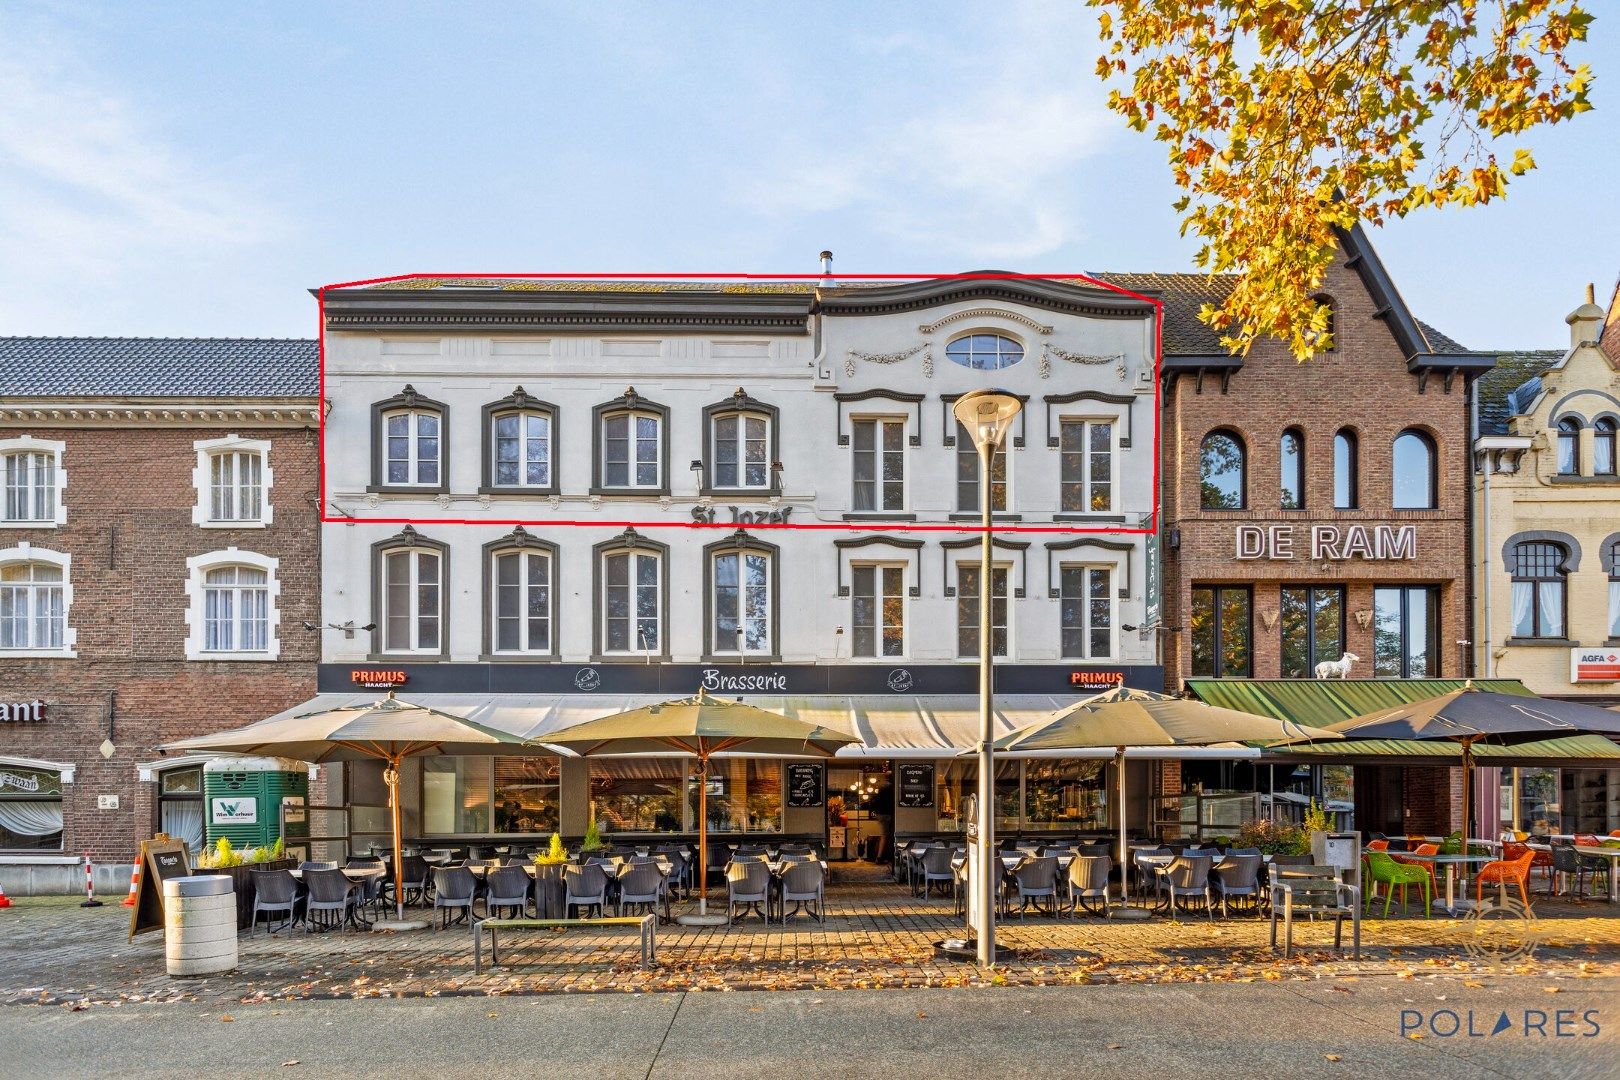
6, 865, 1618, 1007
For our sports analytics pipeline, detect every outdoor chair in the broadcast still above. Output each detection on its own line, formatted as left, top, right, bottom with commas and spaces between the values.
482, 865, 532, 918
1362, 851, 1431, 917
1154, 854, 1214, 920
431, 865, 478, 928
1131, 846, 1170, 904
779, 859, 826, 924
1211, 853, 1263, 916
952, 854, 971, 917
1392, 843, 1440, 896
1226, 847, 1261, 858
249, 868, 302, 934
617, 862, 664, 917
304, 867, 359, 933
345, 858, 385, 916
563, 863, 610, 919
1065, 854, 1111, 917
1365, 839, 1389, 851
1501, 841, 1553, 892
1476, 850, 1536, 909
1551, 841, 1591, 898
1040, 844, 1078, 858
393, 854, 431, 907
1008, 855, 1060, 919
1078, 843, 1111, 858
1270, 865, 1360, 960
919, 846, 955, 898
726, 858, 772, 924
298, 860, 338, 873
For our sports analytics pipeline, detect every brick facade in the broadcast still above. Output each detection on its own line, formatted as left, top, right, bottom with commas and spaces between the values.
0, 423, 320, 865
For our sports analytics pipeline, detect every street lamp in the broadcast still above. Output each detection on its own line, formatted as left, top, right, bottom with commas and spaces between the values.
951, 388, 1022, 968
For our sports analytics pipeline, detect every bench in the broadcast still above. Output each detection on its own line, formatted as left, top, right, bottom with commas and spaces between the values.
471, 915, 657, 974
1269, 864, 1360, 960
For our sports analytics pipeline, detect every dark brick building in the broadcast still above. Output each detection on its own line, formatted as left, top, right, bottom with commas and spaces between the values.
0, 338, 320, 892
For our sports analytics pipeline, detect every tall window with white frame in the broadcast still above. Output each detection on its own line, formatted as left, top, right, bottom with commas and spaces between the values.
956, 563, 1009, 658
600, 406, 662, 490
383, 409, 441, 487
956, 422, 1008, 513
850, 564, 905, 658
1609, 539, 1620, 640
1059, 419, 1112, 512
1059, 565, 1113, 659
1510, 540, 1567, 639
602, 547, 662, 654
1594, 418, 1616, 476
208, 450, 263, 523
0, 561, 64, 650
1556, 418, 1581, 476
851, 418, 905, 512
709, 405, 771, 492
203, 565, 269, 652
381, 544, 443, 653
711, 546, 771, 656
491, 547, 553, 655
2, 448, 57, 524
492, 410, 552, 489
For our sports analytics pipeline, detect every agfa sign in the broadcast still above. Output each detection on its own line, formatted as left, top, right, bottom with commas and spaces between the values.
1571, 649, 1620, 683
1235, 524, 1417, 562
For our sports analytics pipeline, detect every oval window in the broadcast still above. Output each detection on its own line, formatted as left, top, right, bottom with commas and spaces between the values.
945, 334, 1023, 371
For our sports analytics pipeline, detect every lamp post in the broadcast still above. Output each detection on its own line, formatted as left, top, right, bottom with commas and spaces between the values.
952, 389, 1022, 968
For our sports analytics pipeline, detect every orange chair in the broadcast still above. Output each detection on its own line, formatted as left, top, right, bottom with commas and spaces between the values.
1393, 843, 1440, 895
1609, 830, 1620, 839
1502, 840, 1553, 891
1366, 839, 1389, 851
1476, 850, 1536, 908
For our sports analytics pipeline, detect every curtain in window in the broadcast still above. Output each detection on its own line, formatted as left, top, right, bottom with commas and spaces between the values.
1610, 580, 1620, 638
0, 799, 64, 835
160, 800, 206, 854
1538, 582, 1565, 637
1511, 581, 1533, 637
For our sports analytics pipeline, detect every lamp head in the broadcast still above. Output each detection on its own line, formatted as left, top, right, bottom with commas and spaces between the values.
952, 389, 1022, 451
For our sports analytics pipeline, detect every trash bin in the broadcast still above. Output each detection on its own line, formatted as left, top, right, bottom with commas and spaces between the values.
164, 875, 237, 976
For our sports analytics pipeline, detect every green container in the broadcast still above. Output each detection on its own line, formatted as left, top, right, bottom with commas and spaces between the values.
203, 757, 309, 851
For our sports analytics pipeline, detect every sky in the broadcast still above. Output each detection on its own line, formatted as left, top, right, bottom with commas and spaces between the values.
0, 1, 1615, 349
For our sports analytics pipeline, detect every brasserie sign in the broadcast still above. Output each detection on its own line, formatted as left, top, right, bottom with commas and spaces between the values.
1235, 524, 1417, 562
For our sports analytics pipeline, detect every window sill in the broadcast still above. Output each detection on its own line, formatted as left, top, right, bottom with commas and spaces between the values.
701, 489, 780, 500
477, 486, 561, 498
0, 648, 76, 659
480, 653, 561, 663
0, 520, 59, 529
701, 654, 783, 665
589, 654, 673, 664
0, 854, 76, 865
587, 488, 672, 498
366, 485, 450, 496
1502, 637, 1579, 648
366, 652, 448, 662
187, 651, 279, 662
198, 519, 268, 529
1052, 513, 1126, 523
841, 512, 918, 522
1549, 475, 1620, 485
947, 513, 1023, 522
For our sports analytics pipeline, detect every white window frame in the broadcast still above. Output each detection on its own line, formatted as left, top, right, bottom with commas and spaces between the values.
955, 560, 1013, 659
1058, 561, 1117, 660
954, 421, 1014, 513
0, 543, 75, 657
600, 410, 663, 490
709, 411, 772, 492
382, 408, 443, 488
0, 436, 66, 528
490, 547, 554, 655
711, 548, 772, 656
183, 548, 281, 660
1058, 416, 1116, 515
850, 415, 908, 513
490, 410, 553, 490
381, 546, 445, 654
849, 561, 908, 660
600, 547, 663, 655
191, 435, 273, 527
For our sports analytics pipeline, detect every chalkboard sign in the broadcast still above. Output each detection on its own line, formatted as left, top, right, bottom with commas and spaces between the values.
897, 763, 935, 808
128, 836, 191, 939
786, 762, 823, 808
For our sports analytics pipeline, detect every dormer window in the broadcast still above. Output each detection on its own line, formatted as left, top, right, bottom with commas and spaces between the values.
945, 333, 1023, 371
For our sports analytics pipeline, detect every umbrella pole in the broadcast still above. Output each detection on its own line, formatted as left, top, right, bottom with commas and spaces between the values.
1107, 748, 1148, 919
387, 753, 405, 923
698, 753, 708, 917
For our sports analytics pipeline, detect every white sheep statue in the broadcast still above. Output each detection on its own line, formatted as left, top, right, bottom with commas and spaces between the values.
1314, 652, 1361, 679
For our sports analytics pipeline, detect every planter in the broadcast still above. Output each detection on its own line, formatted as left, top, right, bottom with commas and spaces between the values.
533, 862, 567, 918
194, 860, 296, 930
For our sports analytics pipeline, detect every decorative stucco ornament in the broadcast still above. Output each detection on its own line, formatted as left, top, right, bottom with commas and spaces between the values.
1041, 343, 1127, 381
845, 345, 927, 378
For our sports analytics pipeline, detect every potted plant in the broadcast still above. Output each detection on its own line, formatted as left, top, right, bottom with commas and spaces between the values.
531, 832, 568, 917
580, 819, 604, 854
196, 836, 295, 929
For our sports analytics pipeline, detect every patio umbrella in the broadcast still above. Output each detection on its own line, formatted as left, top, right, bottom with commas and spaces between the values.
166, 692, 540, 925
1325, 685, 1620, 847
993, 686, 1342, 911
541, 687, 858, 923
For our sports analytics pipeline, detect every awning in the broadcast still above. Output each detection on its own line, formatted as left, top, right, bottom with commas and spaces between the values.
259, 694, 1263, 760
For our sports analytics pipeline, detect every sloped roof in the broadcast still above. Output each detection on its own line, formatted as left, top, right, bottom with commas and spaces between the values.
0, 337, 319, 399
1475, 349, 1565, 435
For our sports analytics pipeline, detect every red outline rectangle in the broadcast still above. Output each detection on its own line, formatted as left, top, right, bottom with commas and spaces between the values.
316, 272, 1162, 536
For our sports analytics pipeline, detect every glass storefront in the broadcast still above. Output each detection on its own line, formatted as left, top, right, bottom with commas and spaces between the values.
0, 764, 63, 851
935, 758, 1106, 832
590, 757, 783, 834
422, 755, 559, 836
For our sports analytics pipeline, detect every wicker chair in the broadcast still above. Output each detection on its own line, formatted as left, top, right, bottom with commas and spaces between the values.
1154, 854, 1214, 920
1066, 854, 1111, 917
249, 868, 302, 933
779, 860, 826, 924
431, 865, 478, 928
918, 846, 955, 898
1211, 853, 1263, 916
563, 863, 609, 918
482, 865, 532, 918
726, 858, 772, 924
1008, 855, 1060, 919
617, 863, 663, 917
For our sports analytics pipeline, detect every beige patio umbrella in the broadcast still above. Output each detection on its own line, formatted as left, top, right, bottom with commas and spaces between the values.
993, 686, 1342, 911
542, 687, 858, 923
167, 692, 542, 925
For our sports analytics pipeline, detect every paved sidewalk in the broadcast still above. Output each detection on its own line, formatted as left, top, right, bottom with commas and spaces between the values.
5, 868, 1618, 1007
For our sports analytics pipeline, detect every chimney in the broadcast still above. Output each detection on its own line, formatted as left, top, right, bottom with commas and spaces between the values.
1568, 281, 1605, 347
818, 250, 835, 287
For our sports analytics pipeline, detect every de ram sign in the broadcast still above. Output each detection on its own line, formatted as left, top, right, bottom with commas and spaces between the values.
1235, 524, 1417, 562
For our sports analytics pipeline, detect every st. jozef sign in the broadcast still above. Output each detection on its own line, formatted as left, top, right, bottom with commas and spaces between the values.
1235, 524, 1417, 562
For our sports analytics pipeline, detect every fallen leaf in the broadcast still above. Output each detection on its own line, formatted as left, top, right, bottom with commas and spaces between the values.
1325, 1054, 1342, 1062
1463, 981, 1484, 988
1407, 1033, 1424, 1041
281, 1062, 299, 1069
916, 1012, 927, 1019
1544, 986, 1562, 994
487, 1011, 499, 1018
220, 1016, 234, 1023
1106, 1043, 1123, 1050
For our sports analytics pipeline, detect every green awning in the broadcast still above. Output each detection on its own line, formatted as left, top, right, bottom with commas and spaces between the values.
1264, 732, 1620, 765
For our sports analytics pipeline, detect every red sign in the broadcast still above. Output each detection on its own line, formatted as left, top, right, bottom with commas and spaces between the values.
351, 669, 407, 688
1571, 649, 1620, 683
1070, 671, 1127, 689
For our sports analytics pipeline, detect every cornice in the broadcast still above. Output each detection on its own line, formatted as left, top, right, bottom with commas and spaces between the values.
323, 290, 814, 336
0, 399, 320, 426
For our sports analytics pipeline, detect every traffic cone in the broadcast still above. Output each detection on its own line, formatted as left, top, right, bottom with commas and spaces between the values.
122, 859, 141, 907
80, 852, 103, 908
0, 876, 11, 908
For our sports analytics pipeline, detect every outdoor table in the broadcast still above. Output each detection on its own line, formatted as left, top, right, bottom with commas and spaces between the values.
1392, 852, 1496, 914
287, 866, 386, 882
1574, 846, 1620, 903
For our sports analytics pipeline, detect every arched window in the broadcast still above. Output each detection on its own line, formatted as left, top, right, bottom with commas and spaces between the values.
1392, 430, 1437, 509
1556, 417, 1581, 476
703, 390, 778, 494
945, 333, 1023, 371
1, 437, 64, 525
185, 550, 280, 659
1199, 430, 1246, 509
1608, 538, 1620, 639
1511, 540, 1567, 639
1279, 428, 1305, 509
1593, 418, 1616, 476
0, 560, 65, 650
706, 534, 777, 658
593, 388, 669, 493
594, 530, 667, 657
1333, 429, 1358, 509
486, 532, 557, 656
371, 386, 446, 492
483, 387, 557, 494
372, 528, 447, 655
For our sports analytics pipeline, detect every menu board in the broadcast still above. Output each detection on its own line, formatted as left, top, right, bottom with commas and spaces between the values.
786, 762, 824, 808
128, 837, 192, 939
897, 763, 935, 808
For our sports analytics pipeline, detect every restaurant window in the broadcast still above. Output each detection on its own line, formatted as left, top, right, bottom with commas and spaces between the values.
1556, 417, 1581, 476
945, 332, 1023, 371
851, 564, 905, 658
1280, 585, 1344, 678
594, 389, 667, 493
422, 757, 559, 835
597, 533, 665, 656
705, 392, 775, 493
1373, 586, 1438, 678
1511, 540, 1567, 639
0, 764, 63, 851
689, 758, 782, 834
1199, 430, 1246, 509
1392, 429, 1437, 509
1279, 428, 1305, 510
186, 553, 277, 658
376, 533, 445, 655
158, 766, 205, 855
372, 386, 446, 491
591, 758, 687, 833
1023, 759, 1108, 831
488, 541, 555, 656
934, 759, 1020, 832
1, 437, 63, 526
1596, 418, 1617, 477
1189, 585, 1251, 677
851, 418, 906, 512
1333, 429, 1358, 509
0, 552, 71, 654
708, 536, 774, 657
1059, 419, 1112, 512
956, 421, 1008, 512
956, 563, 1009, 658
1059, 564, 1113, 659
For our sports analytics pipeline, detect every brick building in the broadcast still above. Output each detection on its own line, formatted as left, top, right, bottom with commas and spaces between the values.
0, 338, 320, 892
1107, 225, 1497, 837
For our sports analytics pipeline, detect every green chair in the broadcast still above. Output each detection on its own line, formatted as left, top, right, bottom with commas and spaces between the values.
1362, 851, 1431, 918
